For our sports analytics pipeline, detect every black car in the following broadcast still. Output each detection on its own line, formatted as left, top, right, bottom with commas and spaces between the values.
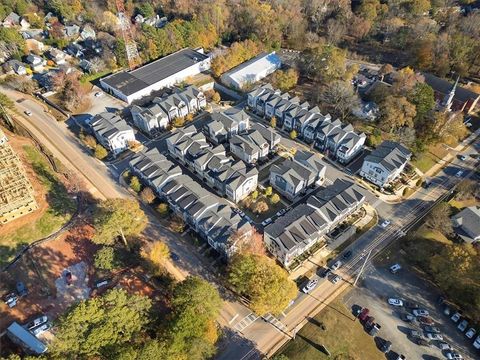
320, 268, 332, 278
342, 250, 352, 260
170, 252, 180, 261
380, 340, 392, 353
404, 301, 420, 309
16, 282, 28, 297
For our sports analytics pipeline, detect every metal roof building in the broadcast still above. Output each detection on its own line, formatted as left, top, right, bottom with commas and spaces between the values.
100, 48, 211, 103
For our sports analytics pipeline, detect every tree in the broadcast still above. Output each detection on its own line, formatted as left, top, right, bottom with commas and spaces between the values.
290, 130, 297, 139
212, 91, 221, 103
51, 289, 152, 357
228, 229, 266, 256
455, 179, 479, 201
251, 190, 259, 200
425, 202, 453, 236
319, 80, 360, 120
300, 45, 348, 84
143, 241, 170, 272
379, 96, 417, 132
265, 186, 273, 197
156, 203, 169, 217
93, 199, 147, 247
408, 82, 435, 123
129, 176, 142, 193
94, 246, 121, 271
167, 276, 222, 359
136, 3, 155, 18
211, 39, 263, 77
270, 194, 281, 204
140, 187, 155, 204
253, 201, 269, 214
170, 215, 185, 233
83, 135, 97, 149
270, 116, 277, 128
228, 254, 297, 315
272, 69, 299, 92
94, 144, 108, 160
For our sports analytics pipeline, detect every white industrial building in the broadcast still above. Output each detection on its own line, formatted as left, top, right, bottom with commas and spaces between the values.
100, 48, 211, 103
220, 51, 281, 90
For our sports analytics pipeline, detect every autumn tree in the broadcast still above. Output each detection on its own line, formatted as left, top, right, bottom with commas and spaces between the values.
270, 116, 277, 128
94, 144, 108, 160
140, 186, 156, 204
290, 130, 297, 139
319, 80, 360, 120
228, 229, 266, 256
379, 96, 416, 132
156, 203, 169, 217
93, 199, 147, 247
272, 69, 299, 92
270, 194, 281, 204
211, 39, 263, 77
51, 289, 152, 357
143, 241, 170, 272
129, 176, 142, 193
253, 200, 269, 214
228, 254, 297, 315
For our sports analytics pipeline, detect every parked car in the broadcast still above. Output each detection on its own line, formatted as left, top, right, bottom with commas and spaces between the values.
358, 308, 370, 322
24, 110, 32, 116
4, 293, 18, 308
426, 333, 443, 341
342, 250, 352, 260
95, 279, 110, 288
395, 355, 406, 360
368, 323, 381, 336
443, 305, 452, 316
465, 328, 476, 339
473, 335, 480, 349
170, 252, 180, 262
451, 312, 461, 322
445, 351, 463, 360
400, 313, 415, 322
404, 301, 419, 309
423, 325, 441, 334
415, 338, 431, 347
410, 329, 423, 339
417, 316, 434, 325
65, 270, 73, 286
94, 92, 103, 97
25, 316, 48, 331
320, 268, 331, 278
380, 340, 392, 353
390, 264, 402, 274
302, 279, 318, 294
458, 154, 467, 161
438, 342, 452, 351
380, 219, 391, 228
32, 322, 51, 337
330, 260, 342, 270
455, 170, 463, 178
330, 274, 341, 284
413, 309, 429, 317
16, 282, 28, 297
457, 319, 468, 332
388, 298, 403, 307
261, 218, 272, 226
276, 209, 287, 217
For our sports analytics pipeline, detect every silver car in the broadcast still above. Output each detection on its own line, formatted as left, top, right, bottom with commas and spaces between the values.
32, 322, 51, 337
25, 315, 48, 331
302, 279, 318, 294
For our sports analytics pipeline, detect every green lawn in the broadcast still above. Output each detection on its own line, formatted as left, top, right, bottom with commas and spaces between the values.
412, 144, 450, 173
279, 299, 384, 360
0, 146, 76, 267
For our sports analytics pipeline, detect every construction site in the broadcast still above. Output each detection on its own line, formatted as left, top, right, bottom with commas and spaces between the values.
0, 128, 38, 224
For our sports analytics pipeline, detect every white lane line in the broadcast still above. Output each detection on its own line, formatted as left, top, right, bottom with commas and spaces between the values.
229, 314, 239, 324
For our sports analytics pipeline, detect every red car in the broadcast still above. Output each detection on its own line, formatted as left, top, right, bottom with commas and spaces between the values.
359, 308, 370, 322
417, 316, 434, 325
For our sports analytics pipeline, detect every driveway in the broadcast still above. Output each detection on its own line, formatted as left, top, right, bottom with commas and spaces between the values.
344, 264, 477, 360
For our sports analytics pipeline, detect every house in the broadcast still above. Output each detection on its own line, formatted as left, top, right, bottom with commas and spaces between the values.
20, 17, 30, 29
166, 125, 205, 160
80, 24, 96, 40
229, 129, 269, 164
316, 121, 365, 164
220, 51, 281, 90
424, 73, 480, 114
47, 48, 67, 65
204, 108, 250, 144
269, 150, 326, 200
66, 42, 84, 58
360, 141, 412, 188
353, 101, 379, 121
21, 29, 45, 39
131, 103, 169, 135
129, 148, 182, 194
90, 112, 135, 155
25, 54, 46, 71
451, 206, 480, 244
79, 59, 96, 73
251, 123, 281, 151
5, 59, 27, 75
100, 48, 211, 103
303, 114, 331, 143
63, 24, 80, 38
25, 38, 45, 52
177, 85, 207, 112
7, 322, 47, 355
336, 131, 366, 164
154, 92, 189, 121
264, 179, 365, 268
136, 14, 168, 28
2, 12, 20, 27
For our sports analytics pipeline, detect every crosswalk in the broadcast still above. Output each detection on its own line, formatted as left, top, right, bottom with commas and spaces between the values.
262, 313, 287, 332
234, 313, 259, 332
233, 312, 288, 333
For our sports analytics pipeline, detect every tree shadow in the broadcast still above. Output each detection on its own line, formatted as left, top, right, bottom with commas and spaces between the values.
216, 326, 263, 360
296, 333, 330, 356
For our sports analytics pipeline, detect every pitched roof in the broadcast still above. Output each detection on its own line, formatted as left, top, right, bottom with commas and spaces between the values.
91, 112, 133, 139
451, 206, 480, 243
364, 141, 411, 172
423, 73, 480, 103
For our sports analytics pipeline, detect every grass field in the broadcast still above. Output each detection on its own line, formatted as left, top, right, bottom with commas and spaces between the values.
0, 146, 76, 266
411, 144, 450, 173
279, 299, 384, 360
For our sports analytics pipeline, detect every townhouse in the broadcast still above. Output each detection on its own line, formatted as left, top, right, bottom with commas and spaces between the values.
204, 108, 250, 144
229, 130, 270, 164
359, 141, 412, 188
264, 179, 365, 268
269, 150, 326, 200
90, 112, 135, 155
247, 84, 366, 164
131, 86, 206, 135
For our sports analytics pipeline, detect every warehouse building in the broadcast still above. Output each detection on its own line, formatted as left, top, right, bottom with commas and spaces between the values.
100, 48, 211, 103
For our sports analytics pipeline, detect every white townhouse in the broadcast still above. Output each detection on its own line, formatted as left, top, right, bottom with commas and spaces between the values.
90, 112, 135, 155
131, 103, 169, 134
229, 129, 269, 164
204, 108, 251, 144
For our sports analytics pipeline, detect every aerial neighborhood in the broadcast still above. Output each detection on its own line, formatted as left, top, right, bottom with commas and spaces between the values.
0, 1, 479, 360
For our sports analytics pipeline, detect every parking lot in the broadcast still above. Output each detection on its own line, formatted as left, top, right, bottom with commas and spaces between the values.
344, 264, 478, 360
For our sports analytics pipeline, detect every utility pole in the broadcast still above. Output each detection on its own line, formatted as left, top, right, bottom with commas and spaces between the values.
353, 249, 372, 287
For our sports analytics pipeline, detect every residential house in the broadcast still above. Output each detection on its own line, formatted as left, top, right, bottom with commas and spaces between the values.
131, 103, 169, 135
47, 48, 67, 65
19, 17, 30, 29
63, 24, 80, 38
451, 206, 480, 244
360, 141, 412, 188
269, 150, 326, 200
282, 102, 310, 131
5, 60, 27, 75
2, 12, 20, 27
25, 54, 46, 71
21, 29, 45, 39
80, 24, 96, 40
251, 123, 281, 151
264, 179, 365, 268
79, 59, 96, 73
303, 114, 331, 143
177, 85, 206, 112
264, 92, 290, 118
66, 43, 84, 58
247, 83, 274, 110
204, 108, 250, 144
25, 39, 45, 53
154, 92, 189, 121
353, 101, 379, 121
336, 131, 366, 164
166, 125, 205, 160
90, 112, 135, 155
229, 129, 269, 164
129, 147, 182, 195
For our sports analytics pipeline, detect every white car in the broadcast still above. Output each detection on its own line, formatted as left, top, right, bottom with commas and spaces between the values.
330, 260, 342, 270
31, 322, 51, 337
473, 335, 480, 349
438, 342, 452, 351
302, 279, 318, 294
261, 218, 272, 226
446, 351, 463, 360
465, 328, 476, 339
390, 264, 401, 274
457, 319, 468, 332
413, 309, 429, 317
25, 315, 48, 331
380, 219, 391, 228
24, 110, 32, 116
94, 92, 103, 97
455, 170, 463, 178
426, 332, 443, 341
451, 312, 461, 322
388, 298, 403, 307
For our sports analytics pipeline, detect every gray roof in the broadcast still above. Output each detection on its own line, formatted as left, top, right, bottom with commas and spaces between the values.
90, 112, 133, 139
3, 12, 20, 24
423, 73, 480, 103
294, 150, 325, 174
364, 141, 411, 172
271, 160, 313, 188
230, 129, 267, 156
451, 206, 480, 243
101, 48, 209, 96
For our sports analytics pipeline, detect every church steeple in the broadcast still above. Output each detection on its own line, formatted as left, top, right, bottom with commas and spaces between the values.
442, 75, 459, 111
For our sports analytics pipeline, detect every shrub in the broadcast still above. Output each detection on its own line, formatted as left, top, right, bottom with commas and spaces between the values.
94, 144, 108, 160
212, 91, 221, 103
94, 246, 121, 270
156, 203, 169, 216
251, 190, 259, 200
270, 194, 280, 204
140, 187, 155, 204
264, 186, 273, 197
253, 201, 269, 214
289, 130, 297, 140
129, 176, 142, 193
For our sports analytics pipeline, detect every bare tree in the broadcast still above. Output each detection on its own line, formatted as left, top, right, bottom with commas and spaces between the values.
319, 80, 360, 120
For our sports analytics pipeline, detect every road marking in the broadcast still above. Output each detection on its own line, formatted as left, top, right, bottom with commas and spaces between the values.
234, 312, 259, 332
229, 314, 239, 324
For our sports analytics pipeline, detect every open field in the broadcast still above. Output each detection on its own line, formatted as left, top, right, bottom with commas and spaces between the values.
411, 144, 450, 173
0, 143, 76, 267
279, 298, 384, 360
